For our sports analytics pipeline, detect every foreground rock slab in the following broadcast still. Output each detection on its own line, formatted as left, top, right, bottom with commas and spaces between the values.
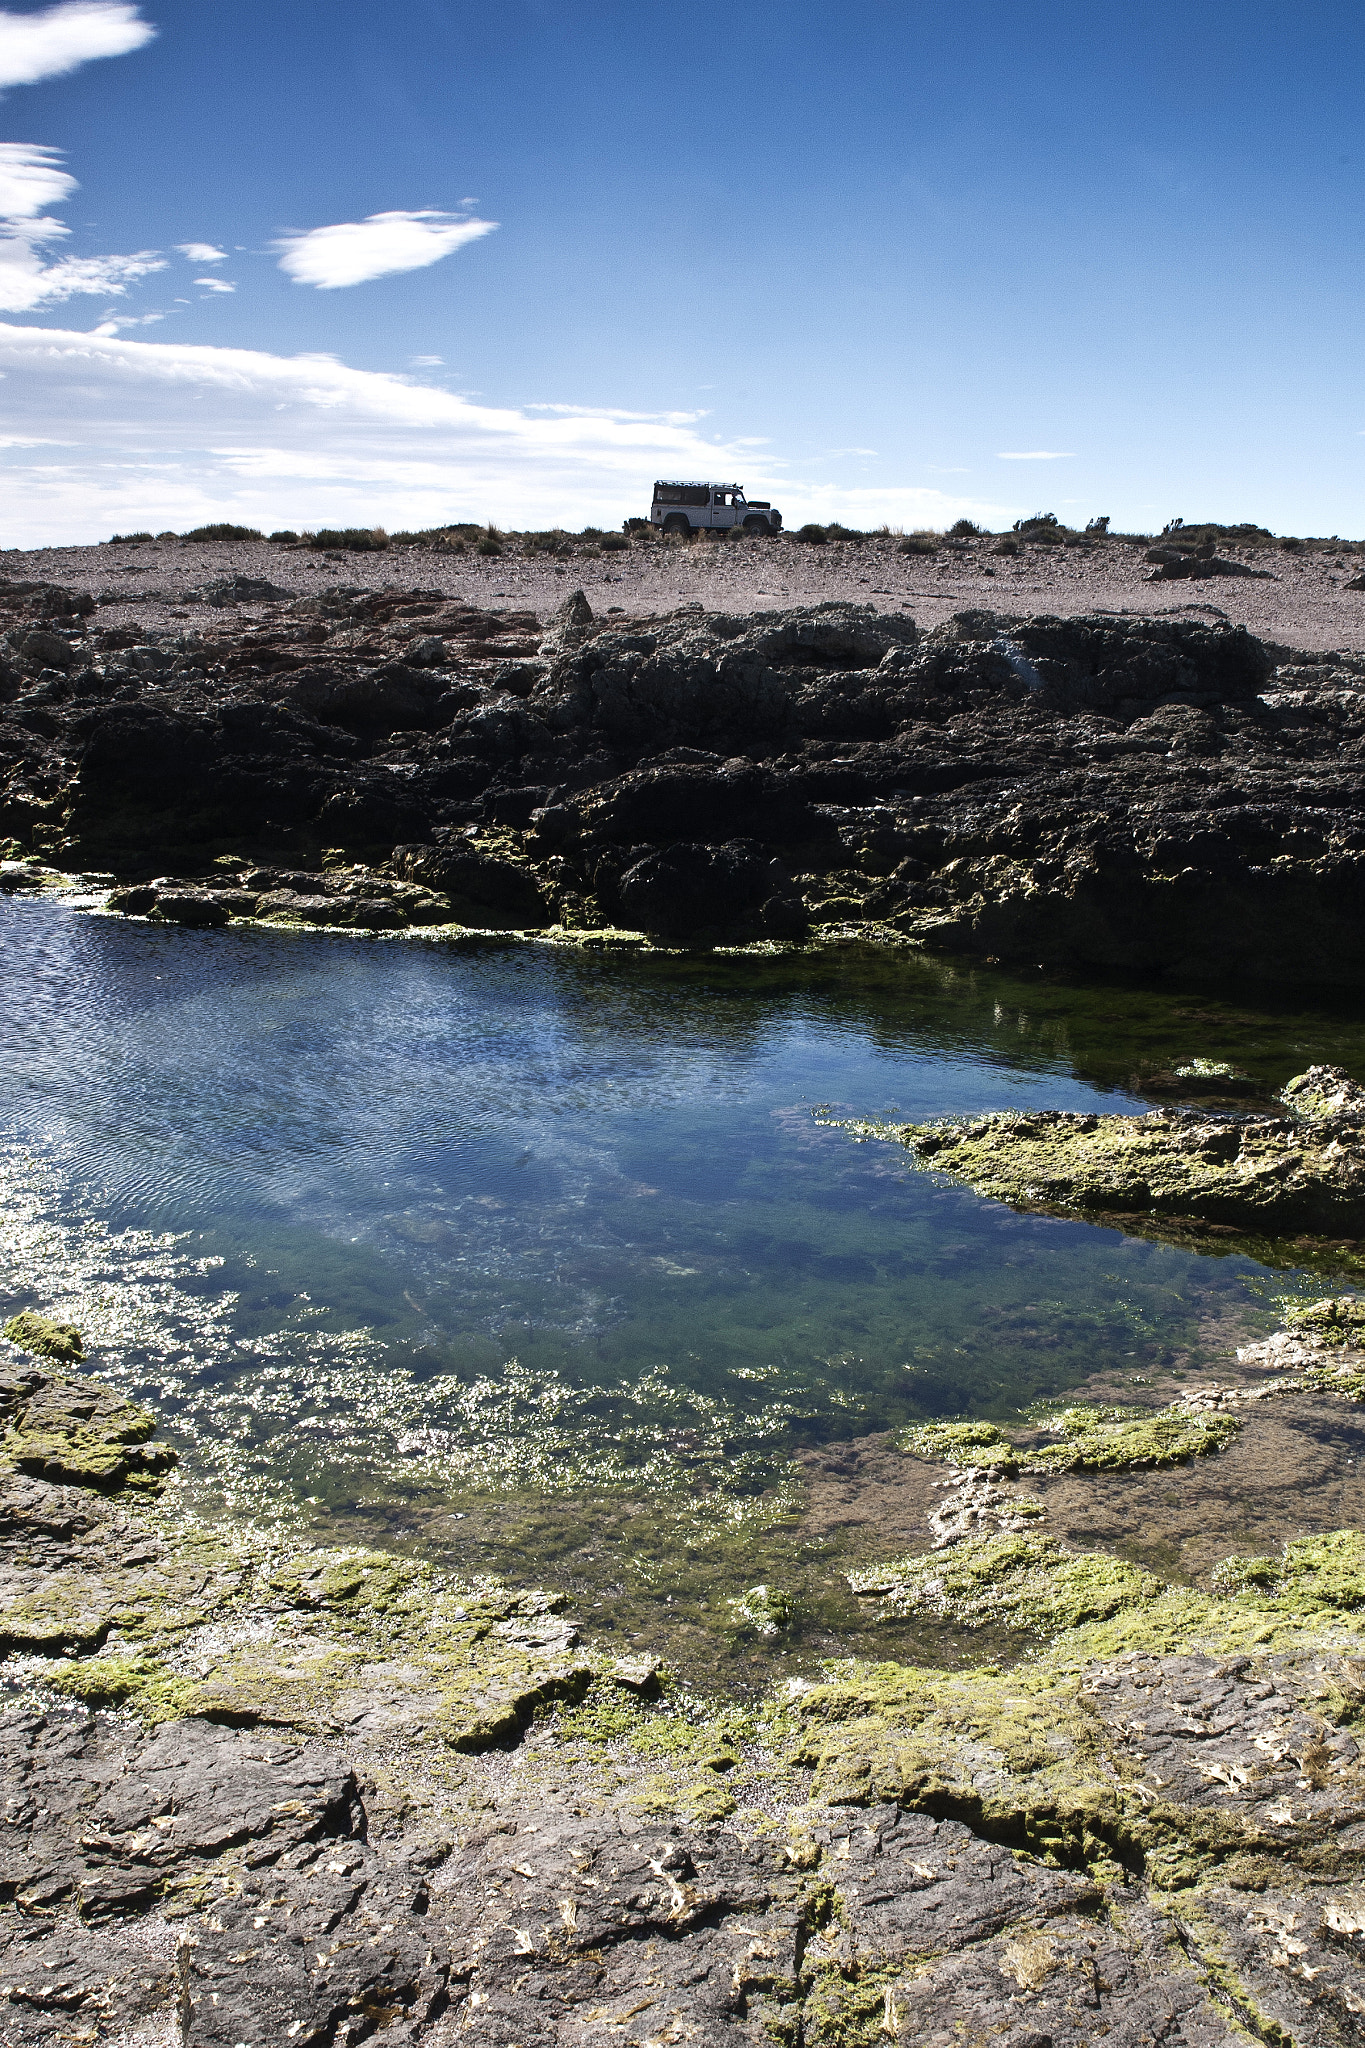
6, 1332, 1365, 2041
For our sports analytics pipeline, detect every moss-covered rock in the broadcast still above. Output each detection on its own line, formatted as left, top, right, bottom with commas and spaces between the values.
891, 1091, 1365, 1236
1282, 1293, 1365, 1348
3, 1310, 83, 1363
1281, 1062, 1365, 1119
0, 1371, 175, 1491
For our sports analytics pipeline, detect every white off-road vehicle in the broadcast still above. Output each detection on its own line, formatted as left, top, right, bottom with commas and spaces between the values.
649, 481, 783, 537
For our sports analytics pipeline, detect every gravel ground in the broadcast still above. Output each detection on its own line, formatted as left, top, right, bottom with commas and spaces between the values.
6, 530, 1365, 651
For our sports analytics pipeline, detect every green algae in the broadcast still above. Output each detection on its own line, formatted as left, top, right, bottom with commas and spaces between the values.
783, 1656, 1129, 1873
1209, 1530, 1365, 1618
3, 1311, 83, 1364
898, 1401, 1239, 1477
43, 1653, 198, 1722
727, 1584, 795, 1636
849, 1533, 1163, 1637
849, 1524, 1365, 1669
896, 1419, 1017, 1470
1022, 1401, 1240, 1472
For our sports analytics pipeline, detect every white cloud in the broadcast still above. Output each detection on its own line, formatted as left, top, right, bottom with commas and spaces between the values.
0, 323, 1025, 546
0, 233, 162, 310
0, 139, 73, 216
178, 241, 227, 264
195, 276, 233, 293
90, 308, 162, 333
996, 450, 1075, 460
0, 141, 163, 310
409, 353, 443, 367
274, 209, 496, 290
0, 1, 154, 91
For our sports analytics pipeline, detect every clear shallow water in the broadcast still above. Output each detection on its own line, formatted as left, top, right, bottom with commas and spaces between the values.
2, 898, 1363, 1674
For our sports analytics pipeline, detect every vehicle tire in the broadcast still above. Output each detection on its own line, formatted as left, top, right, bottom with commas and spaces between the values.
742, 515, 771, 536
662, 514, 691, 537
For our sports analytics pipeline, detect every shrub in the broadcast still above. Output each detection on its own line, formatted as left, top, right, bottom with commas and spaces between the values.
1084, 516, 1110, 536
898, 533, 937, 555
269, 529, 299, 543
796, 523, 827, 544
825, 522, 866, 544
600, 533, 628, 551
181, 523, 265, 542
946, 518, 982, 538
155, 530, 178, 541
623, 517, 650, 534
476, 537, 503, 557
991, 537, 1020, 555
579, 526, 604, 540
305, 528, 389, 553
108, 531, 154, 543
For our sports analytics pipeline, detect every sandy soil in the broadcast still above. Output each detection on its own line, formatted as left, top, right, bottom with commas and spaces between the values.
7, 530, 1365, 653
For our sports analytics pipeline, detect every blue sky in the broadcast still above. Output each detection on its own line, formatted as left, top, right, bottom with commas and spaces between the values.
0, 0, 1361, 543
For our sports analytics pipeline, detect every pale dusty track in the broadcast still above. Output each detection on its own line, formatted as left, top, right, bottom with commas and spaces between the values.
6, 530, 1365, 651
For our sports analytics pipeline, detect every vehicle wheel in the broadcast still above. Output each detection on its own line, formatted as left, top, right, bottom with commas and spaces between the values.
662, 515, 691, 537
742, 516, 771, 536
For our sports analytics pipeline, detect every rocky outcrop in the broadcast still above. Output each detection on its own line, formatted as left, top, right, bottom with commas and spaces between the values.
875, 1065, 1365, 1244
7, 580, 1365, 979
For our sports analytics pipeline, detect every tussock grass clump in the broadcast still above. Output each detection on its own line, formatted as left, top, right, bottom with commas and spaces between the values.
181, 523, 264, 543
898, 532, 938, 555
107, 531, 155, 544
795, 523, 828, 544
1012, 512, 1074, 544
268, 529, 299, 543
946, 518, 983, 538
305, 528, 389, 553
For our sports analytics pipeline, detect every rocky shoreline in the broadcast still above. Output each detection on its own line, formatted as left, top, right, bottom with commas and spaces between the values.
4, 573, 1365, 984
1, 1306, 1365, 2042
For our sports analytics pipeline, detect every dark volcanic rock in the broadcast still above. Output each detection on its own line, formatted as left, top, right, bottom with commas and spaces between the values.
392, 841, 547, 926
8, 582, 1365, 981
616, 838, 786, 939
1144, 547, 1276, 582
